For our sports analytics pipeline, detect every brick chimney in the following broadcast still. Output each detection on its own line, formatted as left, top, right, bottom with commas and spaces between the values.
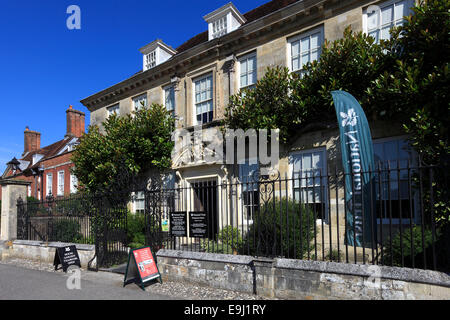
66, 105, 85, 138
24, 126, 41, 155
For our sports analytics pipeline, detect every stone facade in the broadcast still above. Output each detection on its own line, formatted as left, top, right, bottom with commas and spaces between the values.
80, 0, 421, 256
81, 0, 415, 182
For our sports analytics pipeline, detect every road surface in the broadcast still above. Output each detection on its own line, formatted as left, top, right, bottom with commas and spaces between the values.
0, 263, 175, 300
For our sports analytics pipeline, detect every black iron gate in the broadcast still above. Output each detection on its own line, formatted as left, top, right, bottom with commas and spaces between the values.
93, 197, 129, 269
16, 193, 130, 270
144, 188, 175, 254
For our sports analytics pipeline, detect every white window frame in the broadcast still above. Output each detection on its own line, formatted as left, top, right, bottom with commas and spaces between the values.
212, 15, 227, 39
132, 191, 146, 213
144, 50, 156, 70
46, 173, 53, 196
164, 85, 176, 115
193, 73, 214, 125
132, 93, 148, 111
288, 147, 329, 223
70, 174, 78, 194
363, 0, 415, 43
237, 52, 257, 91
106, 103, 120, 117
57, 170, 64, 196
287, 26, 324, 75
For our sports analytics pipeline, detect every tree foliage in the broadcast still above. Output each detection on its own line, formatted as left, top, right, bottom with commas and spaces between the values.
225, 0, 450, 227
225, 67, 300, 143
225, 29, 393, 142
71, 103, 174, 193
225, 0, 449, 167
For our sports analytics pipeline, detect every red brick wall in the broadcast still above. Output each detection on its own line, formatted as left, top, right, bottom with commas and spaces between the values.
41, 152, 75, 198
1, 152, 76, 202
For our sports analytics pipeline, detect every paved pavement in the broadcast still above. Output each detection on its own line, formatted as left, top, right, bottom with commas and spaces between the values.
0, 263, 174, 300
0, 258, 272, 300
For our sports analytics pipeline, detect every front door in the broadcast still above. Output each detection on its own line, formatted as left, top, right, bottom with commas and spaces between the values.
191, 179, 218, 240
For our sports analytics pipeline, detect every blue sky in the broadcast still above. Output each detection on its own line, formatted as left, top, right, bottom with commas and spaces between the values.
0, 0, 268, 172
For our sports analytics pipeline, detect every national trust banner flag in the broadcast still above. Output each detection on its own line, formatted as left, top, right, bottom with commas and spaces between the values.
331, 90, 376, 247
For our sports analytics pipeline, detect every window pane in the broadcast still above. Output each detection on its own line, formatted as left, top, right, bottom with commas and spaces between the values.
240, 59, 247, 74
367, 10, 379, 30
381, 25, 392, 40
249, 56, 256, 72
310, 49, 319, 62
241, 75, 247, 87
381, 6, 394, 25
291, 41, 300, 56
301, 53, 310, 67
394, 1, 406, 21
369, 30, 379, 42
292, 57, 300, 71
311, 33, 320, 49
301, 37, 310, 53
249, 70, 256, 86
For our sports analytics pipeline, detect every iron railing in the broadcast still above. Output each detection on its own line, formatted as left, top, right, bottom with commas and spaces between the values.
156, 164, 449, 272
16, 192, 129, 269
16, 163, 449, 272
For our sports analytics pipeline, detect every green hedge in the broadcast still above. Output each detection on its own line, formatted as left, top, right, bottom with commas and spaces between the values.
50, 219, 83, 243
241, 198, 316, 258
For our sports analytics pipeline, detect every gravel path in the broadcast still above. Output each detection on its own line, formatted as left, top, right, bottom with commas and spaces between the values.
0, 258, 275, 300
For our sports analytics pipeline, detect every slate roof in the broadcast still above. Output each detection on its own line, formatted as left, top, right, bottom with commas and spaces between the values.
175, 0, 300, 53
2, 137, 74, 178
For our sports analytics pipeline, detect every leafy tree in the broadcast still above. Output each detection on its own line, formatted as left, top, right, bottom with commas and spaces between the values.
373, 0, 450, 226
225, 1, 449, 165
225, 29, 393, 143
71, 103, 174, 194
296, 28, 393, 123
225, 66, 300, 143
381, 0, 449, 166
224, 0, 449, 266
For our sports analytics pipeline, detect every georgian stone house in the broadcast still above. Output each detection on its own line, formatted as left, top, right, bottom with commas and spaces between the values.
81, 0, 418, 253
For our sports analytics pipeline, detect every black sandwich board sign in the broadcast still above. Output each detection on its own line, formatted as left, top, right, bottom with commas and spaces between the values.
189, 211, 208, 238
169, 211, 187, 237
123, 246, 162, 291
53, 245, 81, 272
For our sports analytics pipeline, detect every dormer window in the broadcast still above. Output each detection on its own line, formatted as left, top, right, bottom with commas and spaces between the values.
32, 154, 44, 166
144, 51, 156, 70
204, 2, 246, 41
140, 39, 177, 72
212, 16, 227, 39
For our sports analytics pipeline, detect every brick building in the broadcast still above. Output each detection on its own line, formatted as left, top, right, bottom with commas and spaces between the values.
0, 106, 85, 200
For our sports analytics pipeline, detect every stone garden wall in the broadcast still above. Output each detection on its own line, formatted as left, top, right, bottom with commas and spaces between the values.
156, 249, 450, 300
